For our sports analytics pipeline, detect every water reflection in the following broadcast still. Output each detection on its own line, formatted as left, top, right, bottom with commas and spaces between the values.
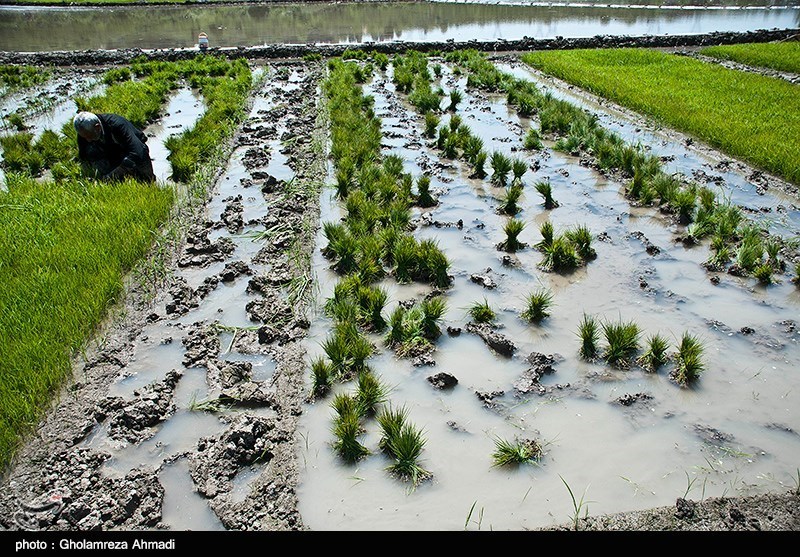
0, 2, 797, 52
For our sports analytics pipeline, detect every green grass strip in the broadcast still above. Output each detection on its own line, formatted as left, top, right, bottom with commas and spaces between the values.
700, 41, 800, 75
521, 48, 800, 185
164, 57, 252, 182
0, 174, 173, 467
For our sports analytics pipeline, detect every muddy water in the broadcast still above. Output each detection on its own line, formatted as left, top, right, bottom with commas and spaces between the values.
0, 2, 797, 52
146, 87, 206, 183
4, 52, 798, 530
295, 61, 800, 530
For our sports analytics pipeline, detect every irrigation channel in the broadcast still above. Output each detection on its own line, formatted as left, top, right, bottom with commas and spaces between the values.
0, 1, 798, 52
2, 43, 799, 530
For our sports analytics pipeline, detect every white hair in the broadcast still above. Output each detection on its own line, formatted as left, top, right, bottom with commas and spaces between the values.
73, 111, 100, 134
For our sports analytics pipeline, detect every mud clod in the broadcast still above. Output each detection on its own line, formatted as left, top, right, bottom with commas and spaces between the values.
470, 271, 498, 289
178, 224, 236, 268
96, 370, 182, 443
219, 261, 252, 283
427, 372, 458, 390
182, 323, 221, 368
220, 195, 244, 233
466, 322, 516, 357
615, 392, 654, 407
1, 448, 162, 531
675, 498, 697, 520
189, 415, 281, 499
513, 352, 559, 395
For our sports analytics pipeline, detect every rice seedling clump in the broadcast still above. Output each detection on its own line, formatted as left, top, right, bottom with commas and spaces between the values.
491, 437, 543, 467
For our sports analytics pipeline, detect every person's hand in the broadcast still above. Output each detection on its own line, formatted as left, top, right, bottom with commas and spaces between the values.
102, 167, 126, 181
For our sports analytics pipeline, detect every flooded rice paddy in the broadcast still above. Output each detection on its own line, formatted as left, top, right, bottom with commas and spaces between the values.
1, 47, 799, 530
294, 58, 800, 530
0, 1, 798, 52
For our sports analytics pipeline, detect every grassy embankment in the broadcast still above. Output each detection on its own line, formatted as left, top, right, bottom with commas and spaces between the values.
699, 41, 800, 75
0, 55, 252, 469
521, 48, 800, 187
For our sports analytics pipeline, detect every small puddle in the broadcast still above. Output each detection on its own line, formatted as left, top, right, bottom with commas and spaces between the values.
146, 86, 205, 183
160, 458, 226, 531
108, 322, 185, 399
228, 464, 265, 505
85, 409, 228, 477
173, 278, 260, 329
219, 351, 277, 383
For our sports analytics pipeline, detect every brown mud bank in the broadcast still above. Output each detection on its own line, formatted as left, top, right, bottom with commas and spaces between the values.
1, 28, 797, 67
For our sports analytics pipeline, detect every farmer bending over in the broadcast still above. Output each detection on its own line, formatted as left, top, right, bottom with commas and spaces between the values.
73, 111, 156, 183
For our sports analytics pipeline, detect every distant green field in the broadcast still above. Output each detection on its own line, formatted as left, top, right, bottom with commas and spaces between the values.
700, 41, 800, 75
522, 48, 800, 185
8, 0, 177, 4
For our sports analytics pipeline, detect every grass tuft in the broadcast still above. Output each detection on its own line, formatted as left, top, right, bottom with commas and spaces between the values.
672, 332, 705, 386
534, 180, 559, 209
602, 318, 641, 368
520, 288, 554, 323
490, 151, 513, 187
331, 393, 370, 462
355, 369, 390, 417
523, 127, 543, 150
498, 183, 524, 215
638, 333, 670, 372
385, 423, 431, 486
577, 313, 600, 360
499, 218, 527, 252
310, 356, 335, 397
468, 298, 496, 324
491, 437, 542, 467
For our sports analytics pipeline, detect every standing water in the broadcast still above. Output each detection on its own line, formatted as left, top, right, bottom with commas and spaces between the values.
295, 56, 800, 530
0, 2, 797, 52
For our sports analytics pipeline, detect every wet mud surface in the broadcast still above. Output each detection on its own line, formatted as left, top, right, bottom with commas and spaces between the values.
296, 53, 800, 530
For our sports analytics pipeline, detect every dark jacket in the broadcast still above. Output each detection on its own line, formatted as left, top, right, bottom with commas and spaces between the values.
77, 113, 150, 173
